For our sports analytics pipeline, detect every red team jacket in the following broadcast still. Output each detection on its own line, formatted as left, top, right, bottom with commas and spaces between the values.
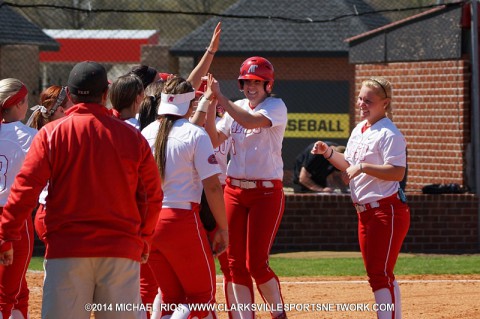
0, 103, 163, 261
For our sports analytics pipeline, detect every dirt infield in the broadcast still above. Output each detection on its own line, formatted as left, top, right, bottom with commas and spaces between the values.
27, 271, 480, 319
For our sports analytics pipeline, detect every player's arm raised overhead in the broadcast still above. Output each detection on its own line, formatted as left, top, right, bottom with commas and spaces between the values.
187, 22, 221, 90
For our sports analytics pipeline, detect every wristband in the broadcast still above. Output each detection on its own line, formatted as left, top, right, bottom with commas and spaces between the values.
325, 147, 334, 160
206, 47, 216, 55
196, 96, 209, 113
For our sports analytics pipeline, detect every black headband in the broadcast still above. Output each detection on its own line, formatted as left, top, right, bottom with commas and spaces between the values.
369, 78, 388, 98
48, 86, 67, 116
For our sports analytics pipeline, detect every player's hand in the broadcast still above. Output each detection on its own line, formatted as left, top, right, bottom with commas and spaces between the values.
311, 185, 333, 193
141, 253, 149, 264
320, 187, 334, 193
140, 240, 150, 264
346, 164, 362, 180
0, 248, 13, 266
204, 73, 216, 102
207, 74, 221, 99
211, 228, 228, 257
207, 21, 221, 54
311, 141, 329, 155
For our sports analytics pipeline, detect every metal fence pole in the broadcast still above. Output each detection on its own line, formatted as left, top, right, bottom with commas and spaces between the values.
470, 0, 480, 250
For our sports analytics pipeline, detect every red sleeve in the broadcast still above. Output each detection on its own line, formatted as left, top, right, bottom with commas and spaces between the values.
0, 130, 51, 246
0, 242, 12, 253
136, 134, 163, 249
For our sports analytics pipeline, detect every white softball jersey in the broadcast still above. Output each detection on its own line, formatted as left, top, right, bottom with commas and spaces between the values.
124, 117, 140, 130
0, 122, 37, 206
216, 97, 287, 180
142, 118, 221, 206
344, 118, 407, 204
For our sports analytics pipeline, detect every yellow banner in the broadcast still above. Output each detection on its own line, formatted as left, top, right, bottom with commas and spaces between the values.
285, 113, 350, 138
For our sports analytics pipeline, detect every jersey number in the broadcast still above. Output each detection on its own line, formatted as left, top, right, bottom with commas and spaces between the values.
0, 155, 8, 192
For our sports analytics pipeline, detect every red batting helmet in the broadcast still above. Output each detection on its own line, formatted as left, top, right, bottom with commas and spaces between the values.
238, 56, 275, 93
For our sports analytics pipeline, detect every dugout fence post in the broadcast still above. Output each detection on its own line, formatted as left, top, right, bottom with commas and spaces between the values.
470, 0, 480, 250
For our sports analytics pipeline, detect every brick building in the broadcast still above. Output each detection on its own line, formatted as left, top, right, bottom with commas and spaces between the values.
347, 3, 471, 193
171, 1, 479, 253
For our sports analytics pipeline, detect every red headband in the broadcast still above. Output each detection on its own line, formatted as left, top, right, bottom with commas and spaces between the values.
2, 84, 28, 109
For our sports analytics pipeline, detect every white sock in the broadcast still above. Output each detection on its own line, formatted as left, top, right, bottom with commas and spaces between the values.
257, 278, 284, 318
170, 304, 190, 319
232, 283, 254, 319
225, 281, 241, 319
151, 289, 163, 319
8, 310, 26, 319
374, 288, 394, 319
393, 280, 402, 319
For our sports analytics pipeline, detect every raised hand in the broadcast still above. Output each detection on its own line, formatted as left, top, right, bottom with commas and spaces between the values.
311, 141, 329, 155
207, 22, 222, 54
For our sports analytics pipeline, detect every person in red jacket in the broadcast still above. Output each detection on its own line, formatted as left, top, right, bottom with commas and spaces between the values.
0, 61, 163, 319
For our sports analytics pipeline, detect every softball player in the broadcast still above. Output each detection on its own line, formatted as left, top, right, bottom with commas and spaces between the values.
26, 85, 70, 129
0, 78, 37, 319
204, 57, 288, 319
109, 74, 144, 129
192, 89, 238, 319
312, 77, 410, 319
108, 73, 153, 318
141, 76, 228, 319
26, 85, 71, 243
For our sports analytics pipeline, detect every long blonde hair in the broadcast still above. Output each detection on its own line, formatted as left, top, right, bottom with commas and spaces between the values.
363, 77, 393, 121
0, 78, 26, 123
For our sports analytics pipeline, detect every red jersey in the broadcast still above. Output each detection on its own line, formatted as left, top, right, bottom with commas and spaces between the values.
0, 103, 163, 261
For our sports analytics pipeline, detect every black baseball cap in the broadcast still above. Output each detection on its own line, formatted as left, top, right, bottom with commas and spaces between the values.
68, 61, 109, 96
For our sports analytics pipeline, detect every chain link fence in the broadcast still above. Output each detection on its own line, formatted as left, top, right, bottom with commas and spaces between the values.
8, 0, 457, 88
3, 0, 464, 188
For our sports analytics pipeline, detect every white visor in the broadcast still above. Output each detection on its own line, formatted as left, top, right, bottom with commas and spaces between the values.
158, 91, 195, 116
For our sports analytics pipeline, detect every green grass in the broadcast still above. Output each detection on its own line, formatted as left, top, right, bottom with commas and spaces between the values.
266, 257, 366, 276
260, 255, 480, 276
29, 254, 480, 276
29, 257, 44, 271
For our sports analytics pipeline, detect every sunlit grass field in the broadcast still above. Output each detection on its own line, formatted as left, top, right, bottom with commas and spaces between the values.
28, 252, 480, 276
